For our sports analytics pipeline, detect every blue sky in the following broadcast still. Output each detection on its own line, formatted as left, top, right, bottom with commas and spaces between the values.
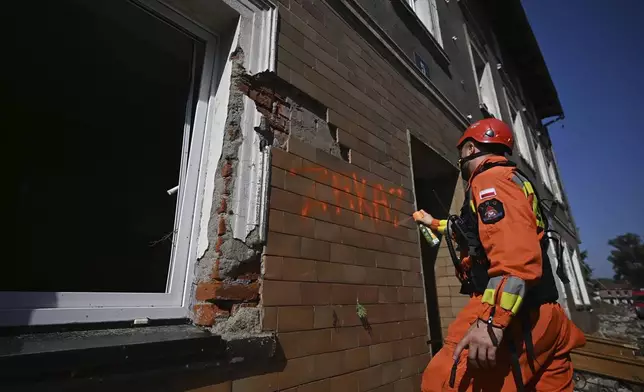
523, 0, 644, 278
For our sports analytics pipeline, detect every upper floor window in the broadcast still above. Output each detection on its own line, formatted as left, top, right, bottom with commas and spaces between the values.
467, 36, 501, 119
534, 141, 555, 194
561, 241, 583, 307
547, 161, 564, 202
407, 0, 443, 47
503, 89, 534, 168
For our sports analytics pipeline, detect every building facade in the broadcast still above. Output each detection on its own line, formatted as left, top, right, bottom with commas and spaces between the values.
2, 0, 595, 390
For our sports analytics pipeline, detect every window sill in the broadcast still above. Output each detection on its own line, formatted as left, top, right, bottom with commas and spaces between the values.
0, 323, 279, 389
391, 0, 450, 68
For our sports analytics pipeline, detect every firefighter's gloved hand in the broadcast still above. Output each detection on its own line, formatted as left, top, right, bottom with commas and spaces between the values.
453, 319, 504, 370
412, 209, 434, 226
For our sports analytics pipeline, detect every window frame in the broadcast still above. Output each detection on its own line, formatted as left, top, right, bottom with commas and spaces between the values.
466, 33, 501, 119
571, 249, 592, 306
562, 242, 584, 308
407, 0, 443, 47
534, 140, 554, 194
0, 0, 220, 326
503, 88, 535, 168
547, 161, 563, 202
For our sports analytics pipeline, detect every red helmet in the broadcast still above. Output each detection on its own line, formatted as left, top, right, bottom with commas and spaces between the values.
457, 118, 514, 153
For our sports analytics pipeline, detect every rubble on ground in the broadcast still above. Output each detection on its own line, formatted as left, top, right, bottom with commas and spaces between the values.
592, 301, 644, 353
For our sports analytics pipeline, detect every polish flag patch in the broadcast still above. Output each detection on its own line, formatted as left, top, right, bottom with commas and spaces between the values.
479, 188, 497, 200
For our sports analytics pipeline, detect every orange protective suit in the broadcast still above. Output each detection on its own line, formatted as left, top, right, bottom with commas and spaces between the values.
421, 155, 585, 391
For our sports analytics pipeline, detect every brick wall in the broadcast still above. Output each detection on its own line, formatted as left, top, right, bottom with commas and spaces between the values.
275, 0, 462, 167
203, 0, 475, 389
252, 146, 429, 391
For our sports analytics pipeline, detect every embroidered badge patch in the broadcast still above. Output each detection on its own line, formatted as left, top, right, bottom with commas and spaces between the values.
479, 188, 497, 200
478, 198, 505, 224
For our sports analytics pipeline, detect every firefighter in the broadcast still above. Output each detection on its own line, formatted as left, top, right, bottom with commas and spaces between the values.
415, 118, 585, 391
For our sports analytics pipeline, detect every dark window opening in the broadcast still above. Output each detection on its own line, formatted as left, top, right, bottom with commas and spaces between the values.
2, 0, 206, 293
410, 135, 459, 354
339, 144, 351, 162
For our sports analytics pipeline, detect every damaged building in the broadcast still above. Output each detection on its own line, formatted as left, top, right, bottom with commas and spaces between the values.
1, 0, 596, 390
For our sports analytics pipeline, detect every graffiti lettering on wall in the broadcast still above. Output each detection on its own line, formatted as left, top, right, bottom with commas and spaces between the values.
288, 166, 410, 228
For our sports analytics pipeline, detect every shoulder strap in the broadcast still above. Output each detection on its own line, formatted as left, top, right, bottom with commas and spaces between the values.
472, 160, 570, 285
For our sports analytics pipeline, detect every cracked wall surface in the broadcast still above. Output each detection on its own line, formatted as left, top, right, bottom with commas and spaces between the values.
193, 48, 263, 327
192, 49, 342, 329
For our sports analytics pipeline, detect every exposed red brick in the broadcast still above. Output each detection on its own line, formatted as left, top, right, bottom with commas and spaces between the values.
221, 160, 233, 178
277, 102, 290, 118
231, 302, 258, 315
195, 281, 259, 301
193, 304, 229, 326
218, 216, 226, 236
218, 281, 259, 301
215, 236, 224, 253
195, 281, 219, 301
211, 258, 221, 280
216, 198, 227, 214
223, 176, 232, 195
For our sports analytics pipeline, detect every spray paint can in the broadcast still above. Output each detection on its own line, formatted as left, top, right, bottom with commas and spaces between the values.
413, 211, 440, 247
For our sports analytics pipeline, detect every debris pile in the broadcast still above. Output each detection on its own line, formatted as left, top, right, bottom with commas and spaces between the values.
593, 302, 644, 352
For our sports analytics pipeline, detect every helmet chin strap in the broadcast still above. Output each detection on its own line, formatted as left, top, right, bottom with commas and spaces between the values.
458, 151, 490, 170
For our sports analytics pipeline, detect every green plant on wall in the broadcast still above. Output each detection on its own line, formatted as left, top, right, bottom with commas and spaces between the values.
356, 300, 367, 319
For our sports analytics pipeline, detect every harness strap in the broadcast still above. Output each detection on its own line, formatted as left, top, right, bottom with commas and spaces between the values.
521, 310, 537, 374
507, 339, 526, 392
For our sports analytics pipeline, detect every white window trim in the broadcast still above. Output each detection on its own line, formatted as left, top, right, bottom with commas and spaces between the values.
407, 0, 443, 47
0, 0, 277, 327
546, 239, 570, 317
562, 242, 583, 308
548, 161, 563, 202
534, 142, 554, 193
503, 88, 534, 168
571, 249, 592, 306
465, 31, 500, 119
